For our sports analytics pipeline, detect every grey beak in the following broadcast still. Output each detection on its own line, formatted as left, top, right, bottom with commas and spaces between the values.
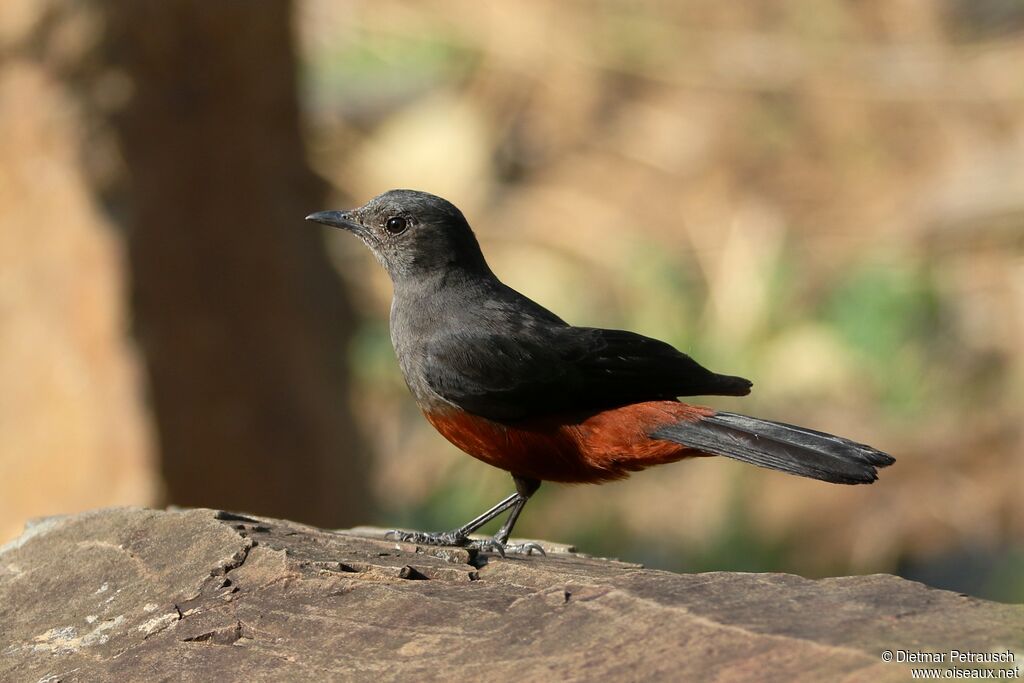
305, 210, 365, 233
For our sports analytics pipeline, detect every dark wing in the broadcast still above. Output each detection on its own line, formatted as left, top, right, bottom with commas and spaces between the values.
568, 327, 752, 403
422, 326, 751, 421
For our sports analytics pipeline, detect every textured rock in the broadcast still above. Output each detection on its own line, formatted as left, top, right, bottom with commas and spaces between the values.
1, 508, 1020, 682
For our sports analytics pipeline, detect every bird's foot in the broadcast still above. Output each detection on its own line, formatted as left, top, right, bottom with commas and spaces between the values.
384, 529, 545, 557
464, 537, 507, 555
466, 538, 546, 557
500, 541, 547, 557
384, 529, 468, 547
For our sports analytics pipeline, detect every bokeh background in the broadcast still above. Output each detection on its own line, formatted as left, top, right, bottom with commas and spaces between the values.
2, 1, 1022, 602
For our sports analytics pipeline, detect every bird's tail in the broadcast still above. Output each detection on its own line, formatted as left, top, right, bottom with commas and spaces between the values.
651, 411, 894, 484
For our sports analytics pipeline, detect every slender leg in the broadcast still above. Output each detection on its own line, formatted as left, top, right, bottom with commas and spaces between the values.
385, 492, 519, 546
493, 476, 540, 547
386, 475, 544, 555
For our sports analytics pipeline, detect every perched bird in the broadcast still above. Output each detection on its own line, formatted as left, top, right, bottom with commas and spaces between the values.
307, 190, 894, 554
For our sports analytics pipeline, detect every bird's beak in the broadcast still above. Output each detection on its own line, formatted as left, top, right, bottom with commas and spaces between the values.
305, 210, 366, 234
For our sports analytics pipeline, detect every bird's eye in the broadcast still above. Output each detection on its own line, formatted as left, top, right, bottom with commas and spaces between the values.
385, 216, 408, 235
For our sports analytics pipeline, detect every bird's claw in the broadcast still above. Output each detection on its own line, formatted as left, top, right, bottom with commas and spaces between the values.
466, 537, 507, 557
504, 541, 547, 556
466, 538, 546, 557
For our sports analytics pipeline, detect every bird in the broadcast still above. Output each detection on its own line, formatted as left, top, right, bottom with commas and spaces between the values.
306, 190, 894, 555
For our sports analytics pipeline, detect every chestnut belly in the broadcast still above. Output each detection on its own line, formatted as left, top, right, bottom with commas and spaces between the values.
423, 400, 713, 484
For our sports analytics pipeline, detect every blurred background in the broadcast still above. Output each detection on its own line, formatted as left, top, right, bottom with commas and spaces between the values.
1, 1, 1022, 602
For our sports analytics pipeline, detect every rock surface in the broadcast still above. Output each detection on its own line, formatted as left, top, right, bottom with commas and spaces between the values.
1, 508, 1020, 682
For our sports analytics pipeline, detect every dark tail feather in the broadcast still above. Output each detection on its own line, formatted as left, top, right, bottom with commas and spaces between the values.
651, 411, 895, 484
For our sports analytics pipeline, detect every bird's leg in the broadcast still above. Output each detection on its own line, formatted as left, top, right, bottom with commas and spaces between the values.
493, 477, 540, 543
385, 492, 520, 548
386, 476, 544, 555
485, 476, 544, 555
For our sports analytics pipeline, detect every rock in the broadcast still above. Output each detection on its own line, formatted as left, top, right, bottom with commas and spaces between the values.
1, 508, 1020, 682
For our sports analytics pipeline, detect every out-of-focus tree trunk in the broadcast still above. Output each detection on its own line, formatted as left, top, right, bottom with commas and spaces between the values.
0, 1, 159, 541
92, 1, 372, 526
3, 0, 372, 531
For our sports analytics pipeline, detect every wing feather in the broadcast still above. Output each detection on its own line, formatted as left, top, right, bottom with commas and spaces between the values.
422, 326, 751, 420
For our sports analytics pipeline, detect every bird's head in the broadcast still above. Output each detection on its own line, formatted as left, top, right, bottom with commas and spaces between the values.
306, 189, 488, 283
